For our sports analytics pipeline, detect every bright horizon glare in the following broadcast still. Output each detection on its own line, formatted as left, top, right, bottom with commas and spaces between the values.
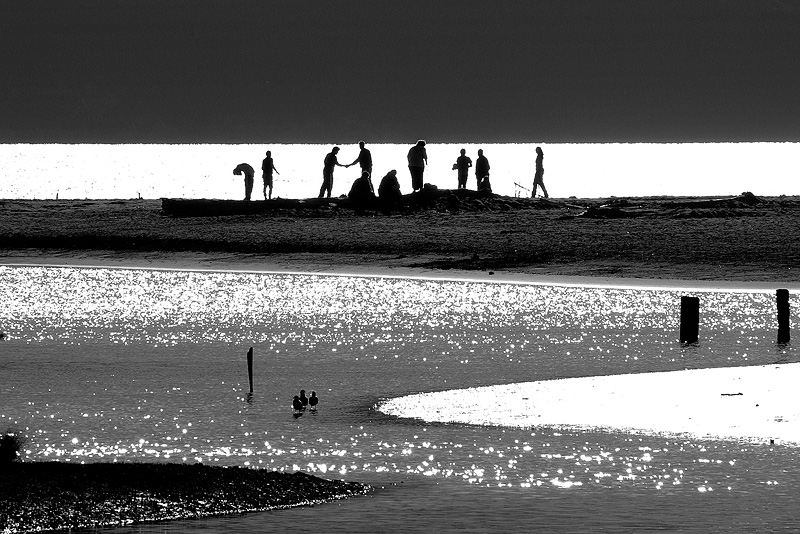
1, 142, 797, 201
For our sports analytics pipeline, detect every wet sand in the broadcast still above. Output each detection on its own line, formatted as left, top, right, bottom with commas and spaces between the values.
2, 193, 800, 285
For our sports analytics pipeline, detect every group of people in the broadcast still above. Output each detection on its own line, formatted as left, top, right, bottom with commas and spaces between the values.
292, 389, 319, 415
452, 148, 492, 192
325, 140, 548, 200
233, 142, 549, 202
320, 141, 373, 198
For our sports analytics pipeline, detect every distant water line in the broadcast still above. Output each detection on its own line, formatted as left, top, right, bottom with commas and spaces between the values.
1, 142, 798, 200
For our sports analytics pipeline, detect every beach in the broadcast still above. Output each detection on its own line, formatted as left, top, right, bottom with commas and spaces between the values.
2, 194, 799, 532
2, 193, 800, 284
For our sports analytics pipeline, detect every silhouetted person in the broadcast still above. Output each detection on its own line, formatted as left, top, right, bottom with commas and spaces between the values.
299, 389, 309, 409
261, 150, 280, 200
475, 149, 490, 190
407, 140, 428, 192
532, 146, 548, 198
320, 147, 345, 198
378, 169, 403, 214
309, 391, 319, 410
292, 395, 304, 411
347, 140, 373, 178
233, 163, 255, 201
348, 171, 377, 213
453, 148, 472, 189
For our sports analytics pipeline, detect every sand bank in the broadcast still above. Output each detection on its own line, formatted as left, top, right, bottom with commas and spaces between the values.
380, 363, 800, 445
2, 196, 800, 284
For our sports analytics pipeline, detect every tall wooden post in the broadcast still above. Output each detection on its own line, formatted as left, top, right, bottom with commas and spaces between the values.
680, 296, 700, 343
247, 347, 254, 393
777, 289, 790, 344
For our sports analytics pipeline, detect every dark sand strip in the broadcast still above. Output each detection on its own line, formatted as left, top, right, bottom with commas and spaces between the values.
0, 462, 369, 533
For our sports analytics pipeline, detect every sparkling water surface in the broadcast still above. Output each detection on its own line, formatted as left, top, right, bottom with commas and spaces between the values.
1, 266, 798, 532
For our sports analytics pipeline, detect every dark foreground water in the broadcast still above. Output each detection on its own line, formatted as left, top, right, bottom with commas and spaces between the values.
1, 266, 798, 532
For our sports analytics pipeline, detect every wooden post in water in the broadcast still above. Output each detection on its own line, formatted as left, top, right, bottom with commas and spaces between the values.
777, 289, 790, 344
247, 347, 254, 393
680, 296, 700, 343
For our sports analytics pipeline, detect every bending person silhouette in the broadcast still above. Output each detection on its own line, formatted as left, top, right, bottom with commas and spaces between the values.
261, 151, 280, 200
233, 163, 255, 201
453, 149, 472, 189
532, 146, 548, 198
320, 146, 345, 198
407, 140, 428, 193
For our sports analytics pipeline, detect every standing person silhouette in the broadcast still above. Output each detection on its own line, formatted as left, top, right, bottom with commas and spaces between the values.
407, 140, 428, 192
233, 163, 255, 201
532, 146, 548, 198
347, 141, 373, 179
309, 391, 319, 410
261, 150, 280, 200
453, 148, 472, 189
475, 149, 490, 190
320, 146, 345, 198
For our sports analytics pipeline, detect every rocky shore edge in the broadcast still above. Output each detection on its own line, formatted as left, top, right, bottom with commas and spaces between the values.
0, 462, 370, 533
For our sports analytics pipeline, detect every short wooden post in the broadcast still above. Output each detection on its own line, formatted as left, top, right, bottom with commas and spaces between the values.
680, 296, 700, 343
247, 347, 254, 393
777, 289, 790, 344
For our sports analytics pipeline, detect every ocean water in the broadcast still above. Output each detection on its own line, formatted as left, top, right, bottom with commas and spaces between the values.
1, 142, 799, 201
1, 265, 799, 532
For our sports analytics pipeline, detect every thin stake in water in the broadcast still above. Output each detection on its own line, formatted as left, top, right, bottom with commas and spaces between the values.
247, 347, 254, 393
777, 289, 790, 344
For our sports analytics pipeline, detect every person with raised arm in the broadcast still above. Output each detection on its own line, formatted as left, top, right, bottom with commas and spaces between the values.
319, 146, 345, 198
347, 141, 373, 180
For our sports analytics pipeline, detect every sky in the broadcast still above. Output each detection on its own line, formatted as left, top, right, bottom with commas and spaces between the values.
3, 0, 800, 144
